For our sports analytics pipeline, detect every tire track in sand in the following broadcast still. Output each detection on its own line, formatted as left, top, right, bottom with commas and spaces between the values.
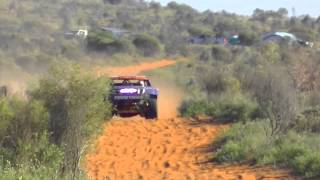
86, 59, 299, 180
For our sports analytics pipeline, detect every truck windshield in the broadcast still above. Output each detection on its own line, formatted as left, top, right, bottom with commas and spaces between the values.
112, 80, 150, 87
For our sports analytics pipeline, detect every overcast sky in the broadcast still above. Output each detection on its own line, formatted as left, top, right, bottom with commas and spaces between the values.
148, 0, 320, 17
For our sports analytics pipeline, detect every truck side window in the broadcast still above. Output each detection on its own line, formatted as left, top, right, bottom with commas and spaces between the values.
145, 80, 151, 87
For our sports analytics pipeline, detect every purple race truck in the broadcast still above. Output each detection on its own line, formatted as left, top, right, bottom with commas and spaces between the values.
109, 76, 158, 119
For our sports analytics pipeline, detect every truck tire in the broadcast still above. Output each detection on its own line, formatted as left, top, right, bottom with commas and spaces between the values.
145, 98, 157, 119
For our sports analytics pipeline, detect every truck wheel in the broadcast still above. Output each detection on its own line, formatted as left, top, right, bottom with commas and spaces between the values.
146, 98, 158, 119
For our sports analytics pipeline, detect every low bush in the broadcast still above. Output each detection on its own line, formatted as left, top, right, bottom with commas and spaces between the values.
188, 26, 213, 36
215, 121, 272, 163
198, 70, 241, 95
179, 94, 258, 123
294, 106, 320, 132
0, 98, 49, 158
238, 31, 259, 46
212, 98, 258, 123
211, 45, 232, 62
31, 62, 112, 177
0, 163, 66, 180
87, 30, 115, 48
179, 100, 208, 117
0, 97, 65, 179
133, 33, 161, 57
87, 30, 132, 54
215, 121, 320, 178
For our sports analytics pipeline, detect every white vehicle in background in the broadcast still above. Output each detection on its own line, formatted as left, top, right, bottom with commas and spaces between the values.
262, 32, 314, 48
64, 29, 88, 39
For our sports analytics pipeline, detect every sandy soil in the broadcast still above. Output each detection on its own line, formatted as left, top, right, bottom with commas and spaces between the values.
85, 60, 299, 180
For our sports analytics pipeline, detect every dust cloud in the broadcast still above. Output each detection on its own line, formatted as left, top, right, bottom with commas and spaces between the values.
0, 69, 32, 97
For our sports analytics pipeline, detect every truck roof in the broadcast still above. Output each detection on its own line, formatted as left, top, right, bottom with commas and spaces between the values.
111, 76, 149, 81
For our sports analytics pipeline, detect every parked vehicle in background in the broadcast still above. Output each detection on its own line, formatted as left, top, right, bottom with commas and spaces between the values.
188, 34, 227, 45
64, 29, 88, 39
262, 32, 313, 48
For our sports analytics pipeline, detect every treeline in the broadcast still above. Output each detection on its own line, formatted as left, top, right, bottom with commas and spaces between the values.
87, 30, 161, 56
1, 0, 320, 73
0, 62, 111, 179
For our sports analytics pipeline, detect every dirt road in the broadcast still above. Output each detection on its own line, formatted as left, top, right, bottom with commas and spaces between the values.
95, 60, 176, 76
85, 60, 297, 180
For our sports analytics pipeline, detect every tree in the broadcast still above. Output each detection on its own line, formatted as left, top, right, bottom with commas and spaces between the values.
87, 30, 133, 54
188, 26, 213, 36
246, 66, 298, 135
239, 31, 258, 46
277, 8, 288, 18
133, 34, 161, 56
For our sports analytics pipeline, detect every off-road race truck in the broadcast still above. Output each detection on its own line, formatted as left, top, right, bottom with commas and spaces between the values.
109, 76, 158, 119
64, 29, 88, 39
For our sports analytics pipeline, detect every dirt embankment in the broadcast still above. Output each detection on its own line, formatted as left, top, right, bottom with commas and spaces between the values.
86, 60, 298, 180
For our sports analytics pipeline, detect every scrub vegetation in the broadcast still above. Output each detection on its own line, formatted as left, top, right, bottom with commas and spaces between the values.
1, 0, 320, 179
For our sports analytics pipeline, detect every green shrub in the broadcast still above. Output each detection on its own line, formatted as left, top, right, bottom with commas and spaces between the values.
61, 41, 86, 59
215, 141, 246, 162
294, 106, 320, 132
261, 43, 281, 63
87, 30, 132, 53
211, 94, 258, 123
133, 33, 161, 56
16, 132, 64, 169
215, 122, 320, 178
198, 69, 241, 95
293, 152, 320, 178
0, 161, 69, 180
188, 26, 213, 36
0, 97, 65, 179
179, 100, 208, 117
271, 143, 309, 166
180, 93, 258, 123
87, 30, 115, 47
108, 39, 135, 54
0, 98, 14, 136
199, 49, 212, 61
0, 97, 49, 155
211, 45, 232, 62
0, 62, 112, 179
30, 62, 112, 177
238, 31, 259, 46
215, 121, 272, 162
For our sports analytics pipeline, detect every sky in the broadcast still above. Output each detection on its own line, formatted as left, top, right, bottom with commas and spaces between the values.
148, 0, 320, 17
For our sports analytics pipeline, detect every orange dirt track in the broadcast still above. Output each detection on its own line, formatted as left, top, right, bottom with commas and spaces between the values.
86, 60, 299, 180
94, 59, 176, 76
